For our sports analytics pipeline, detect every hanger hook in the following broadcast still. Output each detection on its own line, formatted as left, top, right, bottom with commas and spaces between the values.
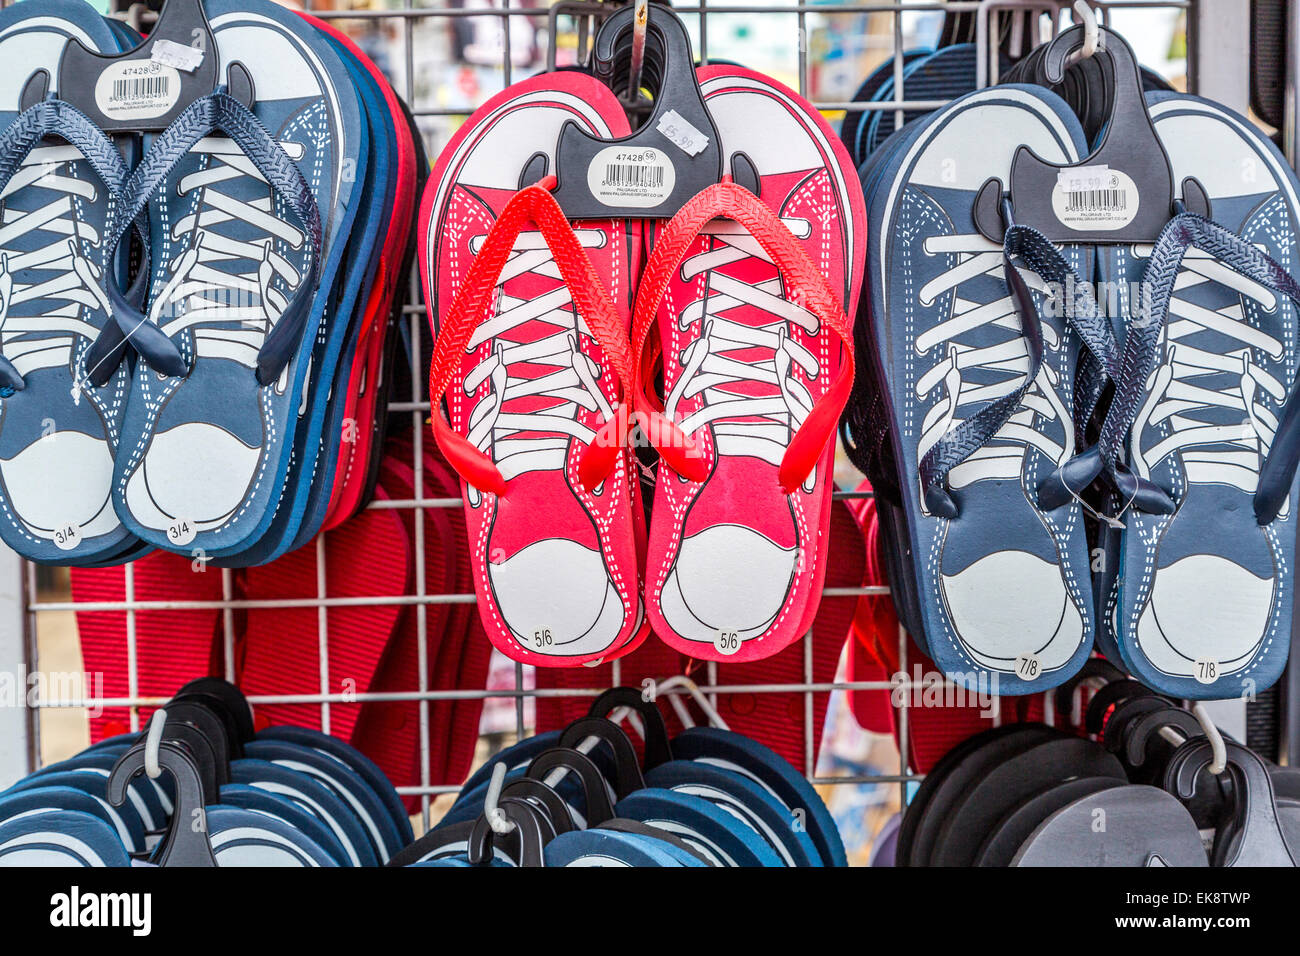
626, 0, 649, 108
1073, 1, 1099, 60
144, 708, 168, 780
656, 675, 731, 730
483, 762, 516, 835
1192, 702, 1227, 775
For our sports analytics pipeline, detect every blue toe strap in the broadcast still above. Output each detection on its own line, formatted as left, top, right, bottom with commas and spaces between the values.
0, 95, 149, 390
922, 222, 1105, 518
1098, 212, 1300, 524
103, 89, 323, 386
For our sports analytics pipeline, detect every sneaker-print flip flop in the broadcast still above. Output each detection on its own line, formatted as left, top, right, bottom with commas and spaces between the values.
309, 13, 419, 533
631, 65, 865, 663
1102, 93, 1300, 698
865, 85, 1097, 693
0, 0, 142, 564
219, 22, 390, 565
421, 71, 647, 666
109, 0, 364, 559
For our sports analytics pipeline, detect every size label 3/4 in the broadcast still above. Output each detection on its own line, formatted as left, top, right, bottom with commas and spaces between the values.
587, 146, 675, 208
94, 59, 181, 121
1051, 165, 1140, 230
656, 109, 709, 156
53, 522, 81, 552
167, 517, 196, 547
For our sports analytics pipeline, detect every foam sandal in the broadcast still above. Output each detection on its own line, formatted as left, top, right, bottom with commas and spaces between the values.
1099, 92, 1300, 698
421, 71, 646, 666
864, 85, 1098, 692
109, 0, 364, 559
632, 65, 865, 663
0, 0, 144, 564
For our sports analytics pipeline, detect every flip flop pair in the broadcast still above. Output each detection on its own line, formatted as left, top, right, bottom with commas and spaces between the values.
846, 60, 1300, 701
0, 0, 415, 567
422, 65, 865, 669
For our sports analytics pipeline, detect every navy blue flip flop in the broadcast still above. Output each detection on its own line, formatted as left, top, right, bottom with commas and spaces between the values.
0, 0, 142, 564
0, 809, 130, 866
644, 760, 822, 866
109, 0, 365, 559
864, 84, 1096, 692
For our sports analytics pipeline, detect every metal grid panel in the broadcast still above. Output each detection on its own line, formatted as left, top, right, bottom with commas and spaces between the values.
6, 0, 1203, 842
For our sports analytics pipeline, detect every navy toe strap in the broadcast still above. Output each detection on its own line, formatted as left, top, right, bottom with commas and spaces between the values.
103, 90, 323, 385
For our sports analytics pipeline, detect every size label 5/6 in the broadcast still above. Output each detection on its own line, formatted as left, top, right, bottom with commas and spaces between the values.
714, 630, 741, 656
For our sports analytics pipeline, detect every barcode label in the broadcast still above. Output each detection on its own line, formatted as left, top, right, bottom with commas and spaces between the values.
95, 60, 181, 121
1051, 166, 1139, 231
588, 146, 675, 208
111, 75, 170, 103
604, 163, 664, 189
1064, 188, 1127, 212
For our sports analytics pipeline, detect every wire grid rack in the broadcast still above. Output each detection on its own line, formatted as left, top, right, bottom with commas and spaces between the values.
7, 0, 1205, 841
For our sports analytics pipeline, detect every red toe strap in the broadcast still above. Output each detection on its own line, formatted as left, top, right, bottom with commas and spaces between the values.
427, 177, 634, 494
630, 178, 854, 493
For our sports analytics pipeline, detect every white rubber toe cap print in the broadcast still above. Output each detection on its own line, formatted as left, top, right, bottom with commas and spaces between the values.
1, 431, 117, 539
125, 422, 261, 530
488, 538, 627, 657
1136, 554, 1274, 677
941, 549, 1083, 672
659, 524, 797, 642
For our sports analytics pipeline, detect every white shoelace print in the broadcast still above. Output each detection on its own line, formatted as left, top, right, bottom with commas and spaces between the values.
663, 220, 821, 489
461, 228, 613, 503
149, 136, 306, 382
1130, 245, 1286, 495
0, 144, 113, 392
913, 232, 1073, 490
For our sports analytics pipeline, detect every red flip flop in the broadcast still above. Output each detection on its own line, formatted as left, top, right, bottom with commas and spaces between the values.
70, 551, 224, 740
237, 484, 411, 740
420, 72, 647, 667
631, 66, 866, 663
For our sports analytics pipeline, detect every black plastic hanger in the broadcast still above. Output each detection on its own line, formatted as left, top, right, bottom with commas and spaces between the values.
526, 747, 618, 825
558, 717, 647, 799
466, 797, 550, 867
972, 24, 1211, 243
1165, 739, 1297, 866
19, 0, 255, 132
176, 677, 256, 746
108, 740, 217, 867
587, 686, 674, 769
544, 3, 728, 220
1084, 679, 1163, 736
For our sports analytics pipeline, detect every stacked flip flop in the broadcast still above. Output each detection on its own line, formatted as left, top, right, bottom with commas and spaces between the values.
421, 4, 865, 669
840, 20, 1300, 701
0, 0, 417, 567
389, 688, 847, 867
895, 678, 1300, 866
0, 679, 411, 867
